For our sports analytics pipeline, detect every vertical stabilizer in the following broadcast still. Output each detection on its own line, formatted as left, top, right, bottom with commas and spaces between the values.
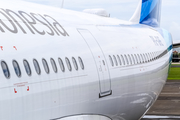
130, 0, 162, 27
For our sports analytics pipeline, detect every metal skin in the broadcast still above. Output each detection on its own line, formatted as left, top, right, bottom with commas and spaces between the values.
0, 1, 172, 120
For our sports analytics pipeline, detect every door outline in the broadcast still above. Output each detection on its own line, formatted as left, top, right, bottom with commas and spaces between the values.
77, 29, 112, 98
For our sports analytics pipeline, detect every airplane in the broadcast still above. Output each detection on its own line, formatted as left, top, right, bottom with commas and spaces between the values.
0, 0, 174, 120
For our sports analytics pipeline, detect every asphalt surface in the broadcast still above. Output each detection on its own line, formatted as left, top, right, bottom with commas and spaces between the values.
171, 65, 180, 68
141, 80, 180, 120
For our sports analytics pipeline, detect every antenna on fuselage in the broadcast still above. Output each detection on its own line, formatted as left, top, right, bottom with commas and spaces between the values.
61, 0, 64, 8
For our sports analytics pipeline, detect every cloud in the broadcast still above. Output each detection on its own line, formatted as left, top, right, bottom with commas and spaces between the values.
169, 22, 180, 41
22, 0, 138, 20
20, 0, 180, 41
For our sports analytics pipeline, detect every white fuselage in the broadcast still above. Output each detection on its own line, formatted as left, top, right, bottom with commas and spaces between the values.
0, 1, 172, 120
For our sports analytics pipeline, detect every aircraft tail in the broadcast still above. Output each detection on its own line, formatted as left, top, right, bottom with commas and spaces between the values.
130, 0, 162, 27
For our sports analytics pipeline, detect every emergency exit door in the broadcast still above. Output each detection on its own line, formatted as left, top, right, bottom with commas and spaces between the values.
78, 29, 112, 98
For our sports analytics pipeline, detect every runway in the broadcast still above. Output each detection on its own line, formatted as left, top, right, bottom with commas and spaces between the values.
141, 80, 180, 120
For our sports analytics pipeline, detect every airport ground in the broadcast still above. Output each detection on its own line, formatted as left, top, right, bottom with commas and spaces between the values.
141, 63, 180, 120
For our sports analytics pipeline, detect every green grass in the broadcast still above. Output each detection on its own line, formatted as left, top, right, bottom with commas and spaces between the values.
168, 67, 180, 80
171, 64, 180, 66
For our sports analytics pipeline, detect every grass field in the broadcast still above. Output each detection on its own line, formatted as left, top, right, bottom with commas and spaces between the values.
168, 67, 180, 80
171, 64, 180, 66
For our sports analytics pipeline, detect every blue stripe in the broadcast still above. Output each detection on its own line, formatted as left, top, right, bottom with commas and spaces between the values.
167, 45, 173, 63
140, 0, 158, 22
140, 0, 162, 27
168, 45, 173, 52
142, 0, 149, 3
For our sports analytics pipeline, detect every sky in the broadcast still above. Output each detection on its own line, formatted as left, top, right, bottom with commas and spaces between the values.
22, 0, 180, 41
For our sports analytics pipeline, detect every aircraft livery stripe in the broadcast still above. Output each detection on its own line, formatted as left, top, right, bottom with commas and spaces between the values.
140, 0, 162, 27
142, 0, 149, 3
167, 45, 173, 63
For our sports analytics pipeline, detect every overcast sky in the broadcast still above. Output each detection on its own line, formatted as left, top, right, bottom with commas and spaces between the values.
22, 0, 180, 41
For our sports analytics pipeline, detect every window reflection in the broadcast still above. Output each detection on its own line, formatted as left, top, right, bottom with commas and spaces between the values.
13, 60, 21, 77
1, 61, 10, 78
23, 60, 31, 76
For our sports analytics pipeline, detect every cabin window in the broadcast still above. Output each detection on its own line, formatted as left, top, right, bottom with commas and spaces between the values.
42, 59, 49, 74
65, 57, 72, 71
149, 53, 152, 61
145, 54, 149, 62
72, 57, 78, 70
148, 53, 151, 61
58, 58, 65, 72
160, 52, 162, 58
117, 55, 121, 65
128, 54, 132, 65
121, 55, 125, 65
23, 60, 31, 76
145, 54, 148, 62
160, 52, 162, 57
144, 54, 147, 62
137, 54, 141, 63
143, 54, 146, 62
151, 53, 154, 60
13, 60, 21, 77
109, 55, 114, 66
1, 61, 10, 78
125, 55, 129, 65
131, 54, 135, 64
33, 59, 41, 75
140, 54, 144, 63
143, 54, 147, 62
150, 53, 153, 61
155, 52, 158, 59
113, 55, 118, 66
51, 58, 57, 73
152, 52, 155, 60
148, 53, 150, 61
134, 54, 138, 64
156, 52, 158, 59
78, 57, 84, 70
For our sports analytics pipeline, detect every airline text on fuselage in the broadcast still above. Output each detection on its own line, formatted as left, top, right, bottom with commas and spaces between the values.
0, 9, 69, 36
